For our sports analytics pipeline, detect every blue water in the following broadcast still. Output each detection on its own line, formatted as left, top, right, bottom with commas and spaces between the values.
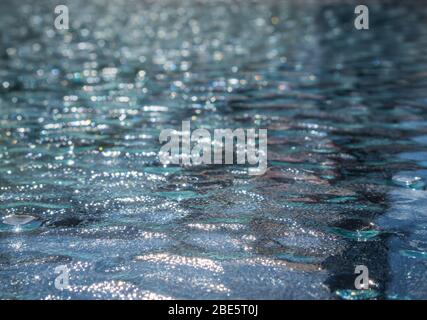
0, 0, 427, 299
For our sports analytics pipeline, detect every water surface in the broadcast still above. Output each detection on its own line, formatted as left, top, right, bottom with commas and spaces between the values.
0, 0, 427, 299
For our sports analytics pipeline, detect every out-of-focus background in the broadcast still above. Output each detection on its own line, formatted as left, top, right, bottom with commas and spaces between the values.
0, 0, 427, 299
